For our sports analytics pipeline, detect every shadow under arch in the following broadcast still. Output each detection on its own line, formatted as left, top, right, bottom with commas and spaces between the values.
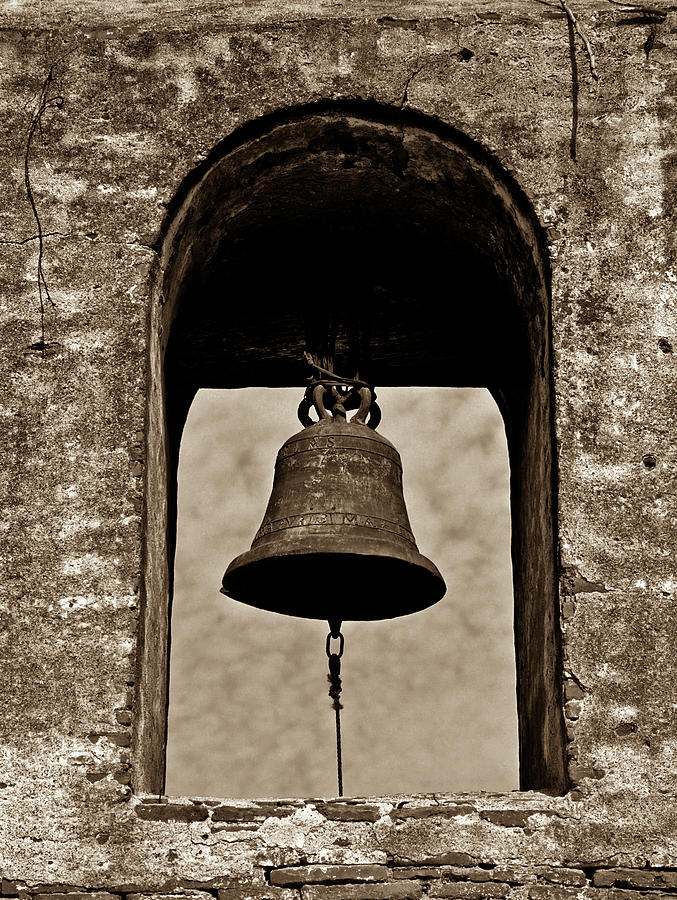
135, 101, 567, 796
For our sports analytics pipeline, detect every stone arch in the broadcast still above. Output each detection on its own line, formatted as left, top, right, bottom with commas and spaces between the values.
134, 102, 566, 795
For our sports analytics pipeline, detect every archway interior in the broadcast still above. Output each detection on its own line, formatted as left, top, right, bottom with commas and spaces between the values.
164, 115, 532, 392
138, 109, 566, 796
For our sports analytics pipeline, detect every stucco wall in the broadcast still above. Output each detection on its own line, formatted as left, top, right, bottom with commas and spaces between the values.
1, 1, 677, 897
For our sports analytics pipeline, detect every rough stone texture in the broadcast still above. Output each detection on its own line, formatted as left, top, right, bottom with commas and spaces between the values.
1, 1, 677, 900
313, 805, 384, 823
479, 809, 562, 828
135, 803, 210, 822
593, 870, 677, 890
128, 894, 213, 900
33, 896, 119, 900
396, 855, 479, 868
211, 805, 300, 823
391, 805, 476, 820
427, 885, 510, 899
270, 867, 388, 886
535, 869, 587, 887
218, 890, 299, 900
528, 892, 677, 900
443, 868, 530, 885
301, 885, 421, 900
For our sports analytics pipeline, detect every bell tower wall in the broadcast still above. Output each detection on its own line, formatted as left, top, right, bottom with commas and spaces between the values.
1, 2, 676, 899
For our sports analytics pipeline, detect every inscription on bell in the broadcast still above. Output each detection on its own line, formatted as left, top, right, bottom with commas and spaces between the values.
253, 511, 416, 544
278, 434, 401, 466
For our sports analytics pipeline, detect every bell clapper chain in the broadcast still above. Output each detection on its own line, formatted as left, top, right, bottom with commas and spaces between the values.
326, 617, 344, 797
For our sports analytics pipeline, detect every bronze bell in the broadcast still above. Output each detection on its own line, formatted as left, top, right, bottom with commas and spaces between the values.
221, 384, 446, 622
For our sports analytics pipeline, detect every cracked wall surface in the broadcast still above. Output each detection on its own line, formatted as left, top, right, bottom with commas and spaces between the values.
1, 0, 677, 896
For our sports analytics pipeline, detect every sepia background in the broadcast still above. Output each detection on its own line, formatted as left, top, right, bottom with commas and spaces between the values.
165, 387, 518, 799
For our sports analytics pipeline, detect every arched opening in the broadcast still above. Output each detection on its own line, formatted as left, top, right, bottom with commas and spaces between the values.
135, 103, 566, 796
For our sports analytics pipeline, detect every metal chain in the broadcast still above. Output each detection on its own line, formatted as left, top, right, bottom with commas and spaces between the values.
326, 626, 344, 797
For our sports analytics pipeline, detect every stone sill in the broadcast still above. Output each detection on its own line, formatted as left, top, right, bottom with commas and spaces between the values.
134, 791, 574, 827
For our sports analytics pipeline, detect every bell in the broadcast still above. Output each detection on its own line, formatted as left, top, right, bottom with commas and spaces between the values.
221, 385, 446, 621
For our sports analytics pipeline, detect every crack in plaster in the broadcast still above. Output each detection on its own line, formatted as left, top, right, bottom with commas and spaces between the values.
0, 232, 68, 246
399, 65, 426, 109
23, 62, 65, 355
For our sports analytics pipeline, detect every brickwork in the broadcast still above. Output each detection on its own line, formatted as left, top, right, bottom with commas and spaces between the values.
9, 860, 677, 900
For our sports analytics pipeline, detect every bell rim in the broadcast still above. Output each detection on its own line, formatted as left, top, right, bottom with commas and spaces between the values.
221, 539, 446, 621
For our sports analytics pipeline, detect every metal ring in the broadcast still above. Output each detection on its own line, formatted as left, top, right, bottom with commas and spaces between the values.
297, 395, 314, 428
298, 384, 332, 428
326, 631, 345, 658
298, 380, 379, 429
313, 384, 333, 420
351, 387, 372, 425
367, 399, 382, 430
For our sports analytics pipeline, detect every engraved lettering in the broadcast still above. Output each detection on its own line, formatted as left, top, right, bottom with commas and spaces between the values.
253, 511, 416, 543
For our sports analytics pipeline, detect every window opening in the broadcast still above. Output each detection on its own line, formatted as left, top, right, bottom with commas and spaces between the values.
165, 385, 517, 798
139, 105, 565, 796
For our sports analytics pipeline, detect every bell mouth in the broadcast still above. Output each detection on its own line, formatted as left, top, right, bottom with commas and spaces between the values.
222, 539, 446, 621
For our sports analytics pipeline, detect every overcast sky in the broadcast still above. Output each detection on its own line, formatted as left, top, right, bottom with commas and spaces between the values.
166, 387, 518, 799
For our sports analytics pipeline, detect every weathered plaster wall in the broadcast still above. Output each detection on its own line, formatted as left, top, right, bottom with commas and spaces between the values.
1, 0, 677, 897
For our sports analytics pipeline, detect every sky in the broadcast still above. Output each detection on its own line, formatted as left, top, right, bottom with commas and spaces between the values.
165, 387, 518, 799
